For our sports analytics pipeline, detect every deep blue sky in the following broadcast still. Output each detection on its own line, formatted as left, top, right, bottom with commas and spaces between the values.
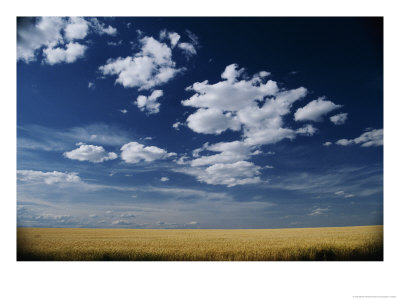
17, 17, 383, 228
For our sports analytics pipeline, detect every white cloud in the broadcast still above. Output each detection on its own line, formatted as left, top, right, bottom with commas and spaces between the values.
221, 63, 244, 82
120, 109, 128, 114
178, 42, 197, 58
344, 194, 355, 198
177, 64, 327, 187
107, 40, 123, 46
183, 64, 279, 111
17, 17, 64, 62
186, 108, 241, 134
160, 177, 169, 182
172, 121, 183, 130
182, 64, 310, 146
64, 17, 89, 41
309, 207, 329, 216
244, 128, 296, 147
168, 32, 181, 48
120, 142, 171, 164
323, 141, 332, 146
190, 141, 252, 167
90, 18, 117, 36
185, 30, 199, 46
336, 139, 353, 146
112, 220, 135, 225
17, 17, 116, 64
160, 30, 181, 48
17, 170, 81, 185
88, 81, 95, 89
135, 90, 163, 114
294, 97, 342, 122
296, 124, 317, 136
43, 42, 87, 65
175, 160, 262, 187
335, 191, 355, 198
198, 161, 262, 187
63, 144, 118, 163
99, 36, 182, 90
330, 113, 348, 125
336, 128, 383, 147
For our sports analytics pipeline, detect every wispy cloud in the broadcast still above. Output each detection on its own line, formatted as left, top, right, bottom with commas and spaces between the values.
18, 123, 134, 152
309, 207, 329, 216
336, 128, 383, 147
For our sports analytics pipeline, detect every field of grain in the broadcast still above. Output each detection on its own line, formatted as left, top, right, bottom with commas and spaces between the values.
17, 225, 383, 261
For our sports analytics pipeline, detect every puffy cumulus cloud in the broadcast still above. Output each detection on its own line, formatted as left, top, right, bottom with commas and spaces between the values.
240, 87, 309, 146
135, 90, 163, 114
17, 17, 116, 64
243, 128, 296, 146
323, 141, 332, 146
17, 17, 64, 62
294, 97, 342, 122
178, 42, 197, 58
182, 64, 279, 111
63, 144, 118, 163
99, 35, 187, 90
177, 64, 324, 187
120, 142, 173, 164
43, 42, 87, 65
336, 128, 383, 147
182, 64, 310, 146
190, 141, 254, 167
17, 170, 81, 185
187, 161, 262, 187
330, 113, 348, 125
174, 141, 264, 187
160, 177, 169, 182
64, 17, 89, 41
186, 108, 241, 134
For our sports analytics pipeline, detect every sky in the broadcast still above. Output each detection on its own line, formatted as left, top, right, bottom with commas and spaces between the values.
16, 17, 383, 229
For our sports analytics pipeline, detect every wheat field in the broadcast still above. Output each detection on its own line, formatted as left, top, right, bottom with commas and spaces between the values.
17, 225, 383, 261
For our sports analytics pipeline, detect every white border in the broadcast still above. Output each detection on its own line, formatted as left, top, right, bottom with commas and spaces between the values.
2, 1, 399, 299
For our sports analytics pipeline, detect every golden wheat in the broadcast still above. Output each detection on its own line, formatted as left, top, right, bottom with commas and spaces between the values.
17, 225, 383, 261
